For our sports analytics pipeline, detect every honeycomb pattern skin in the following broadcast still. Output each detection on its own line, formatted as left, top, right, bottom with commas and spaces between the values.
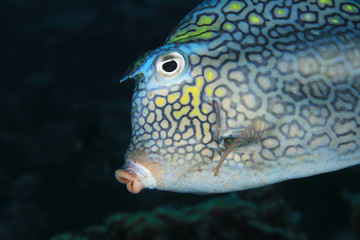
120, 0, 360, 193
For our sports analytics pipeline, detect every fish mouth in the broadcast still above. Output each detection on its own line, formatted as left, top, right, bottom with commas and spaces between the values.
115, 160, 156, 194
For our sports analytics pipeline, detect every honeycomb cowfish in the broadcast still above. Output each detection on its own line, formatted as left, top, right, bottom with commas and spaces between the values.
116, 0, 360, 194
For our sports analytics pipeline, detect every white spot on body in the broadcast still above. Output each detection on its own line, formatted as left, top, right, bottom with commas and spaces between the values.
160, 130, 167, 139
148, 101, 156, 111
157, 139, 163, 148
263, 138, 280, 149
242, 93, 257, 109
190, 54, 200, 65
142, 108, 149, 117
151, 146, 159, 152
195, 144, 204, 152
147, 112, 155, 124
155, 109, 163, 121
161, 119, 169, 129
183, 128, 194, 139
152, 131, 159, 140
201, 148, 213, 157
139, 117, 145, 126
165, 139, 173, 146
145, 124, 152, 133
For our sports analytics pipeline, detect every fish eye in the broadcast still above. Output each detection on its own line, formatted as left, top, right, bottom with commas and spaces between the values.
155, 51, 187, 79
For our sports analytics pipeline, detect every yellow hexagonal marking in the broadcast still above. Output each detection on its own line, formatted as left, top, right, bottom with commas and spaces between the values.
319, 0, 332, 4
249, 13, 264, 25
223, 22, 235, 31
276, 9, 286, 15
215, 87, 227, 97
146, 112, 155, 124
183, 128, 194, 139
205, 86, 213, 97
204, 67, 218, 82
173, 106, 191, 120
168, 92, 180, 104
224, 1, 245, 12
155, 97, 167, 107
197, 14, 215, 26
342, 4, 359, 13
329, 17, 340, 24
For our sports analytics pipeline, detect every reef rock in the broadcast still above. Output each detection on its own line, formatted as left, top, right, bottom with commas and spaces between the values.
51, 193, 305, 240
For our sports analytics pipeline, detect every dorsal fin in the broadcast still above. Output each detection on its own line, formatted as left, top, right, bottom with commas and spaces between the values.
119, 50, 153, 83
166, 1, 222, 43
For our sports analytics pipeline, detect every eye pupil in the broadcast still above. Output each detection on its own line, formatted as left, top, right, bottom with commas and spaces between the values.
162, 60, 178, 73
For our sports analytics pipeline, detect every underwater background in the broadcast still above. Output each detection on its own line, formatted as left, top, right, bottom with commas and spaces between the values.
1, 0, 360, 239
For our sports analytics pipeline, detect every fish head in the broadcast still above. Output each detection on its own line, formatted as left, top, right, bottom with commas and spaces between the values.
116, 42, 224, 194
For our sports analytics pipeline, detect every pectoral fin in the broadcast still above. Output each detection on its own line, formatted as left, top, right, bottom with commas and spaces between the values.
214, 119, 266, 176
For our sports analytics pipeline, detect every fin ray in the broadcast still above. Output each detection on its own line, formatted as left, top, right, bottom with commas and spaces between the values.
214, 119, 266, 176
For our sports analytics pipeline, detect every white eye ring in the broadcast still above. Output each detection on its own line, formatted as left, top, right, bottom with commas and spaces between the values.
155, 51, 187, 80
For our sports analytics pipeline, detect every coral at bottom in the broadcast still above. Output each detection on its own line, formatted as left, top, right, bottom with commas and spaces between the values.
51, 193, 305, 240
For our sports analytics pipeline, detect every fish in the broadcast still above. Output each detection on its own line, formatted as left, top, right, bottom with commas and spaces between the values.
116, 0, 360, 194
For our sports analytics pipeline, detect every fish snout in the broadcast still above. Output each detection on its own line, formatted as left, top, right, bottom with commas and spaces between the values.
115, 160, 157, 194
115, 169, 144, 194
